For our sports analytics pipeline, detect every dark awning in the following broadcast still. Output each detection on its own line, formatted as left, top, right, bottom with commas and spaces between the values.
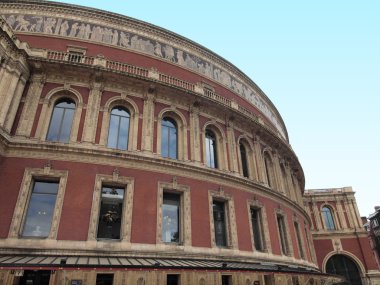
0, 254, 332, 277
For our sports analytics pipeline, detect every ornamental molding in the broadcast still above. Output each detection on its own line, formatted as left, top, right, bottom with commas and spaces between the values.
0, 3, 287, 139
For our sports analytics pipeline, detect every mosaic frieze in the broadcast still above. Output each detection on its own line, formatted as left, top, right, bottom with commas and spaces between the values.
3, 13, 286, 138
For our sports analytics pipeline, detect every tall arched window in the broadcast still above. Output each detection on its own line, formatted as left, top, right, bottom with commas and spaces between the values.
264, 153, 274, 187
107, 107, 130, 150
46, 99, 76, 143
240, 143, 249, 178
161, 117, 177, 159
322, 206, 336, 230
205, 129, 218, 168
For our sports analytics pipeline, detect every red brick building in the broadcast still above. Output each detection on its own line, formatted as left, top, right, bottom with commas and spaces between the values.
0, 1, 362, 285
304, 187, 380, 284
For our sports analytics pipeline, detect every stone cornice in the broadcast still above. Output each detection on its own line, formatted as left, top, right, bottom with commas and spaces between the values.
0, 0, 288, 141
0, 130, 310, 225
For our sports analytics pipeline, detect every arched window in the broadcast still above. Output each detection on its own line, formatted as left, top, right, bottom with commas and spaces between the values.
322, 206, 336, 230
263, 153, 274, 187
107, 107, 130, 150
205, 129, 218, 168
46, 99, 76, 143
326, 255, 362, 285
240, 143, 249, 178
161, 117, 177, 159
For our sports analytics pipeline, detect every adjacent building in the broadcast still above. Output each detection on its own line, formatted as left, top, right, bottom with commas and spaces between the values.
304, 187, 380, 284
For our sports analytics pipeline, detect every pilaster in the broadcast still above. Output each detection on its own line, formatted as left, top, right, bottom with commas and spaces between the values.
226, 119, 238, 173
16, 73, 45, 136
4, 75, 27, 132
0, 64, 22, 128
253, 137, 265, 183
312, 201, 323, 230
336, 200, 348, 229
189, 103, 201, 163
82, 81, 103, 143
141, 91, 155, 153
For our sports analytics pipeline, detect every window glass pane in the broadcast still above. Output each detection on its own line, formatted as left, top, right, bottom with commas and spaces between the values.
213, 201, 227, 246
118, 116, 130, 150
206, 130, 217, 168
46, 107, 64, 141
264, 154, 272, 187
277, 215, 288, 255
251, 208, 263, 251
107, 115, 119, 148
240, 143, 249, 177
169, 126, 177, 159
161, 125, 169, 157
97, 187, 124, 239
59, 108, 74, 142
162, 193, 180, 243
46, 100, 75, 143
322, 207, 336, 230
162, 118, 177, 159
22, 182, 59, 237
107, 107, 130, 150
294, 222, 305, 259
167, 274, 179, 285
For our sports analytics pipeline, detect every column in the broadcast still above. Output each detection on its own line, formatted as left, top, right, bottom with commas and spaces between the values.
17, 73, 45, 136
336, 200, 348, 229
253, 136, 265, 183
189, 103, 201, 163
0, 66, 22, 128
81, 81, 103, 143
141, 92, 155, 153
272, 151, 284, 193
226, 119, 238, 173
312, 201, 323, 230
4, 75, 27, 132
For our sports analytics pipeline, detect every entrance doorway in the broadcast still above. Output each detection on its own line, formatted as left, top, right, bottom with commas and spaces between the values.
19, 270, 51, 285
326, 254, 363, 285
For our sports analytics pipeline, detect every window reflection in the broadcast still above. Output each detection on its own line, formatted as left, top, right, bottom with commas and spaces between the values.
107, 107, 130, 150
22, 181, 59, 237
213, 200, 227, 247
161, 118, 177, 159
97, 186, 124, 239
205, 130, 218, 168
162, 193, 180, 243
46, 100, 75, 143
322, 206, 336, 230
240, 143, 249, 177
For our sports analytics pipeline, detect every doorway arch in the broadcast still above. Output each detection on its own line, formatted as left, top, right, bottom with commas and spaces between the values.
325, 254, 363, 285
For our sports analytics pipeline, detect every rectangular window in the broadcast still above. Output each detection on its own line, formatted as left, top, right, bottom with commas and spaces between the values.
213, 200, 227, 247
294, 222, 305, 259
22, 181, 59, 238
250, 208, 264, 251
277, 215, 288, 255
96, 274, 113, 285
221, 275, 232, 285
162, 193, 180, 243
97, 186, 124, 239
167, 274, 180, 285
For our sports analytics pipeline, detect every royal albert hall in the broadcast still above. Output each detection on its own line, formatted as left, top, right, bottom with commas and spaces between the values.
0, 1, 342, 285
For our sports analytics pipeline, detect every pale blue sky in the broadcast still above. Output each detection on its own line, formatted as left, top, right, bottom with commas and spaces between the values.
54, 1, 380, 216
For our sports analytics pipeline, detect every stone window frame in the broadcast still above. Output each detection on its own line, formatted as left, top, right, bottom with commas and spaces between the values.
156, 108, 188, 161
292, 215, 306, 260
320, 203, 339, 231
156, 179, 192, 246
99, 96, 139, 151
88, 173, 134, 242
274, 207, 294, 257
262, 149, 276, 189
8, 166, 68, 239
246, 198, 271, 253
237, 135, 257, 180
35, 86, 83, 143
208, 188, 238, 249
202, 122, 228, 171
